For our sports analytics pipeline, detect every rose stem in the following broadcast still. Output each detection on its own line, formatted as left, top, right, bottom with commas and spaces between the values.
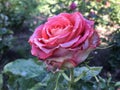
69, 68, 74, 90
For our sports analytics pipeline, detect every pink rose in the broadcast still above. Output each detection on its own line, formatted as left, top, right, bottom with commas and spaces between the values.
29, 12, 100, 71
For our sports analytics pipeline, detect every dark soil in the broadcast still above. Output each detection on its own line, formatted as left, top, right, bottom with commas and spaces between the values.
90, 49, 120, 81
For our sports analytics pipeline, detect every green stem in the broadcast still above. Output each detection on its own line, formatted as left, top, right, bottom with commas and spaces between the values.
69, 68, 74, 90
94, 76, 100, 90
54, 73, 61, 90
62, 72, 70, 81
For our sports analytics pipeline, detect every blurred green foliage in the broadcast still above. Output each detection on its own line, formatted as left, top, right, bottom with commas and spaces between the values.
0, 74, 3, 90
0, 28, 13, 61
0, 0, 40, 29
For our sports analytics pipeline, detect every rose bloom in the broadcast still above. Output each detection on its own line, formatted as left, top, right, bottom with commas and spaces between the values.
29, 12, 100, 71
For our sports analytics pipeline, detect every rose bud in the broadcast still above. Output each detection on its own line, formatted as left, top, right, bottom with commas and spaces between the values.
105, 1, 111, 8
29, 12, 100, 72
69, 2, 77, 10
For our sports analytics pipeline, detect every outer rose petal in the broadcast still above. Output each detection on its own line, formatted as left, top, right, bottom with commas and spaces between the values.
89, 31, 100, 48
73, 48, 94, 64
29, 25, 43, 43
31, 44, 53, 59
45, 46, 95, 71
45, 48, 76, 71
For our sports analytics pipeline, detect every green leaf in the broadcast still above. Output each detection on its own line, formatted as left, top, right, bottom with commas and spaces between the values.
75, 80, 97, 90
3, 59, 46, 79
29, 73, 67, 90
0, 74, 3, 90
9, 77, 37, 90
3, 59, 51, 90
29, 82, 47, 90
45, 73, 67, 90
74, 66, 102, 81
115, 81, 120, 86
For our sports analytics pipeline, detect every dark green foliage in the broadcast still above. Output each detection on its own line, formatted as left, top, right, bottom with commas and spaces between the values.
0, 28, 13, 61
109, 29, 120, 69
0, 74, 3, 89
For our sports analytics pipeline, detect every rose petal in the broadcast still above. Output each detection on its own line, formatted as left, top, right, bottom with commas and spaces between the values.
41, 32, 70, 48
66, 12, 85, 41
31, 44, 52, 59
34, 38, 58, 54
73, 48, 93, 64
82, 39, 90, 50
60, 36, 80, 48
53, 48, 71, 57
42, 27, 49, 39
59, 13, 74, 24
89, 31, 100, 47
29, 25, 43, 43
72, 29, 90, 48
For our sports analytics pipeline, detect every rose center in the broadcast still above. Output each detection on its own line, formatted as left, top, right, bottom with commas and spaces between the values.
51, 27, 64, 36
